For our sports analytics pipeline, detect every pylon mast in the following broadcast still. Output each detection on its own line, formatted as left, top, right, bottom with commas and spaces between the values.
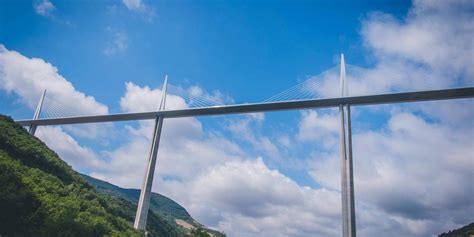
134, 76, 168, 231
339, 54, 356, 237
29, 89, 46, 135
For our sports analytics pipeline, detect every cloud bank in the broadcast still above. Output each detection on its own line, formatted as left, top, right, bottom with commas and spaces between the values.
1, 0, 472, 236
33, 0, 55, 17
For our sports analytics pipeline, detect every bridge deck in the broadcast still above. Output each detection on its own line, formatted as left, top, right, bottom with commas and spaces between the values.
15, 87, 474, 126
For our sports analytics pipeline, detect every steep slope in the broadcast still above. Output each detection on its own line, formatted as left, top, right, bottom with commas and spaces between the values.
82, 174, 193, 223
439, 222, 474, 237
0, 115, 183, 237
82, 174, 227, 237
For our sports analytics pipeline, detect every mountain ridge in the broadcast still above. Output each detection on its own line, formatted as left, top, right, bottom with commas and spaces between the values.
81, 174, 194, 223
0, 115, 183, 236
81, 174, 226, 237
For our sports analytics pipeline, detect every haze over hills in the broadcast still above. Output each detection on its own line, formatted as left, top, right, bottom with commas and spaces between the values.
0, 114, 224, 237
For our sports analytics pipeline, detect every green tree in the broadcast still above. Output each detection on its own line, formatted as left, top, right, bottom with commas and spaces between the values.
0, 115, 152, 236
190, 227, 211, 237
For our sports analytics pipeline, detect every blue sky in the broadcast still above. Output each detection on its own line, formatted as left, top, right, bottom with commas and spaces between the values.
0, 0, 473, 236
1, 0, 411, 109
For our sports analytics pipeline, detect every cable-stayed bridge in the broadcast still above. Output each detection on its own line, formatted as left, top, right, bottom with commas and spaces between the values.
15, 55, 474, 237
17, 87, 473, 126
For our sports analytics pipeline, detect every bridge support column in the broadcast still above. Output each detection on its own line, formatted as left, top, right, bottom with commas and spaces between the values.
339, 54, 356, 237
134, 76, 168, 231
29, 89, 46, 135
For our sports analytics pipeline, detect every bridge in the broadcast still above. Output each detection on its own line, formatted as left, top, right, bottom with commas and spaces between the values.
15, 55, 474, 237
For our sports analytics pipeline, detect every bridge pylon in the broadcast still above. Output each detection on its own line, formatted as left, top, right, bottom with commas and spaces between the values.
339, 54, 356, 237
134, 76, 168, 231
29, 89, 46, 135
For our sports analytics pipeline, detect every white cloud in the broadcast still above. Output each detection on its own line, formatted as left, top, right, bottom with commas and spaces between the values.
121, 0, 156, 21
0, 45, 109, 139
2, 0, 472, 236
297, 109, 339, 149
247, 112, 264, 123
122, 0, 145, 11
84, 82, 346, 237
300, 1, 473, 100
0, 44, 109, 171
277, 135, 291, 148
362, 0, 474, 80
33, 0, 55, 17
307, 57, 455, 99
103, 30, 128, 56
36, 126, 105, 170
178, 158, 341, 237
186, 85, 235, 106
227, 114, 281, 160
90, 82, 245, 188
351, 6, 474, 233
0, 45, 108, 115
0, 46, 110, 170
309, 108, 474, 236
301, 0, 474, 235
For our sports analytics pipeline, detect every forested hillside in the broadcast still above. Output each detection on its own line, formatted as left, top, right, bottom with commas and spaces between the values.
439, 222, 474, 237
0, 115, 183, 236
83, 175, 226, 237
82, 175, 194, 223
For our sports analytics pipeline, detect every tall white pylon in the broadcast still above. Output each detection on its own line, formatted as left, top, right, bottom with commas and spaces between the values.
134, 75, 168, 231
29, 89, 46, 135
339, 54, 356, 237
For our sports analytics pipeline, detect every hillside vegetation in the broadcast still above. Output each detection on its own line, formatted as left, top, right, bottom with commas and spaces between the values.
82, 175, 193, 223
0, 115, 183, 236
2, 114, 469, 237
83, 175, 226, 237
439, 222, 474, 237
